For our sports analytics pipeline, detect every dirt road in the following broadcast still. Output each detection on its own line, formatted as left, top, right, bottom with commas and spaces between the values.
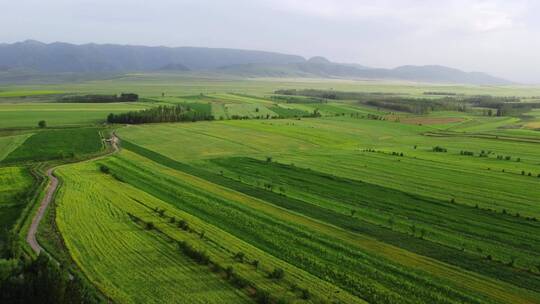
26, 133, 119, 254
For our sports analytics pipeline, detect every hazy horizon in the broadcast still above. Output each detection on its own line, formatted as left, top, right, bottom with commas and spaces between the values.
2, 0, 539, 83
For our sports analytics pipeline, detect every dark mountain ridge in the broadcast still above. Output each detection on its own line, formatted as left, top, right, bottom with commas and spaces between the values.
0, 41, 512, 84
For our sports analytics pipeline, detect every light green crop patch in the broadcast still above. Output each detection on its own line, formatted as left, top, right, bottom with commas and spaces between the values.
0, 133, 32, 162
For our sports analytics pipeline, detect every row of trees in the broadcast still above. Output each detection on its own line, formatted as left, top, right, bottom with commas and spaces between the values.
107, 105, 214, 124
59, 93, 139, 103
275, 89, 540, 117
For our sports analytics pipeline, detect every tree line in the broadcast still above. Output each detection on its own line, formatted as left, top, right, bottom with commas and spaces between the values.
107, 104, 214, 124
274, 89, 540, 116
59, 93, 138, 103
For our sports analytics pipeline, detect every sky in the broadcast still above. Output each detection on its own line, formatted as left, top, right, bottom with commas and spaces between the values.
2, 0, 540, 83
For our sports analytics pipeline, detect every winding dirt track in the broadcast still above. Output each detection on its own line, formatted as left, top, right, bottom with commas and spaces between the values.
26, 133, 119, 255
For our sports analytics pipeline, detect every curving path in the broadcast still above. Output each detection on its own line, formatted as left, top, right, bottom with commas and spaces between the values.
26, 133, 119, 254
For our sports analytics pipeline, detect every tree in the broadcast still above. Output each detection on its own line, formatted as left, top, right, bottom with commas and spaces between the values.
38, 120, 47, 128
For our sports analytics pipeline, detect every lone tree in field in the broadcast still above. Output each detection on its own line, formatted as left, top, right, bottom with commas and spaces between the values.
38, 120, 47, 128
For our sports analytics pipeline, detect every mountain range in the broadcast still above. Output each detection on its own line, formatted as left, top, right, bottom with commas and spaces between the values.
0, 40, 512, 85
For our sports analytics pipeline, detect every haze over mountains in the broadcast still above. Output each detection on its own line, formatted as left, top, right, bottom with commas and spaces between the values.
0, 40, 511, 85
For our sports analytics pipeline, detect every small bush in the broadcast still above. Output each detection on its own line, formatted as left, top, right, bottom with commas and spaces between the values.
252, 260, 259, 269
269, 267, 285, 280
256, 290, 271, 304
233, 252, 245, 263
225, 266, 234, 279
145, 222, 155, 230
432, 146, 447, 152
99, 165, 110, 174
300, 288, 311, 300
178, 219, 189, 231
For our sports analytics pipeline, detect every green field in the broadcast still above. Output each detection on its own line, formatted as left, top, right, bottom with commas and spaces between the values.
0, 133, 31, 161
0, 166, 34, 249
55, 161, 252, 304
4, 74, 540, 97
0, 90, 64, 98
2, 127, 104, 164
0, 103, 150, 128
2, 75, 540, 304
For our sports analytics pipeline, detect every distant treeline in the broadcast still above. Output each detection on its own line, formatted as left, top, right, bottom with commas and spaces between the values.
270, 95, 326, 104
107, 104, 213, 124
424, 92, 460, 96
276, 89, 540, 116
364, 98, 468, 114
59, 93, 139, 103
274, 89, 400, 101
463, 95, 540, 116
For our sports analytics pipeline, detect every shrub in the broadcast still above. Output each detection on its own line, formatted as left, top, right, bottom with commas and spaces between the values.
225, 266, 234, 279
99, 165, 110, 174
177, 241, 210, 265
233, 252, 245, 263
300, 288, 311, 300
145, 222, 155, 230
231, 275, 249, 289
256, 290, 271, 304
432, 146, 447, 152
269, 267, 285, 280
38, 120, 47, 128
252, 260, 259, 269
178, 219, 189, 231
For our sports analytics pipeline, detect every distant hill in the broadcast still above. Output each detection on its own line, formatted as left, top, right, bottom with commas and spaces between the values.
219, 59, 512, 85
0, 41, 512, 85
0, 40, 305, 73
157, 63, 190, 71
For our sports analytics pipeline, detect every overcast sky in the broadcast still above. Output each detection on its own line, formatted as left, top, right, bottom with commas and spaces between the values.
2, 0, 539, 83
